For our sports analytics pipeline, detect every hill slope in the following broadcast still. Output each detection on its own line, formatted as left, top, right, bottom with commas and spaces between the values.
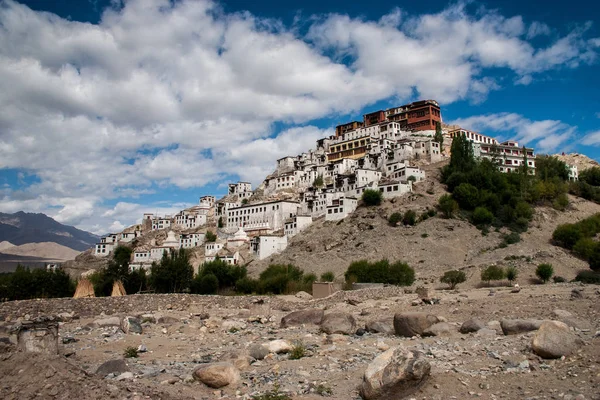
0, 242, 80, 260
0, 211, 98, 251
249, 161, 599, 287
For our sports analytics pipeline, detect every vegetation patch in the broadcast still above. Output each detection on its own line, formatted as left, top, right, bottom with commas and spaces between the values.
345, 259, 415, 286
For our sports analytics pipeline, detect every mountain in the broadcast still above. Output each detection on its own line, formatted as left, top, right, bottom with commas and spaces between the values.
0, 212, 98, 251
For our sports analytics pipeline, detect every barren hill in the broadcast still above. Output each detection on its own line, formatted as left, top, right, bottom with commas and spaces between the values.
0, 241, 14, 251
249, 160, 600, 287
555, 152, 599, 172
0, 242, 80, 261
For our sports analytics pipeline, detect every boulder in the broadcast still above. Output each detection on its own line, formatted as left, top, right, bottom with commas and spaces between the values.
422, 322, 453, 337
248, 344, 269, 360
121, 316, 142, 334
320, 313, 357, 335
193, 362, 240, 388
295, 291, 313, 300
393, 312, 440, 337
96, 359, 129, 377
280, 309, 324, 328
551, 310, 592, 330
365, 319, 395, 335
500, 319, 544, 335
532, 321, 581, 359
92, 317, 121, 328
359, 346, 431, 400
222, 320, 247, 332
264, 339, 293, 354
460, 318, 486, 334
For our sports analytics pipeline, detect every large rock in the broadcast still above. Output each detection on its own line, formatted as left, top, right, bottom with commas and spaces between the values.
359, 346, 431, 400
248, 344, 269, 360
92, 316, 121, 328
264, 339, 293, 354
366, 319, 395, 335
532, 321, 581, 359
96, 359, 129, 377
393, 312, 440, 337
121, 316, 142, 334
423, 322, 453, 337
500, 319, 544, 335
551, 309, 592, 330
320, 313, 357, 335
193, 362, 240, 388
280, 309, 324, 328
460, 318, 486, 334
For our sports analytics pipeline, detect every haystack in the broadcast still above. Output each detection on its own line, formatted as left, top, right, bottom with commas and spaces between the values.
111, 280, 127, 297
73, 278, 95, 298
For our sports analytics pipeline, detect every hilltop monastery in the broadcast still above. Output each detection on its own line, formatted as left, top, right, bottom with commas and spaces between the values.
91, 100, 578, 270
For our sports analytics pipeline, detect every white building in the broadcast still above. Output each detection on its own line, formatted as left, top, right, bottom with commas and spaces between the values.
284, 215, 313, 237
180, 233, 205, 248
377, 181, 413, 199
474, 140, 536, 174
93, 234, 117, 257
226, 200, 300, 233
226, 227, 250, 248
250, 235, 288, 260
325, 196, 358, 221
568, 165, 579, 181
205, 249, 242, 265
205, 241, 225, 257
229, 182, 253, 200
152, 216, 172, 231
449, 128, 498, 146
199, 195, 216, 207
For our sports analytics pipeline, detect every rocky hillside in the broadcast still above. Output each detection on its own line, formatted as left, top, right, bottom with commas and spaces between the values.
555, 153, 599, 172
0, 211, 98, 251
249, 160, 600, 287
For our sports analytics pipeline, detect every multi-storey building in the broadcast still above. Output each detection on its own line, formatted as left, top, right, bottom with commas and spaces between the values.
226, 200, 300, 234
449, 128, 498, 145
474, 140, 536, 174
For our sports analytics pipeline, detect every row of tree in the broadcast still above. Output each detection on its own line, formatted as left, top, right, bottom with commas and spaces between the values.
0, 266, 75, 301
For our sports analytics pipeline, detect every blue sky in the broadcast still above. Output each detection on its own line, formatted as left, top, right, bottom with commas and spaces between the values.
0, 0, 599, 234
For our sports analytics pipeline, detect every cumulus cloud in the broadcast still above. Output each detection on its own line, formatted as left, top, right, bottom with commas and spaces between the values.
0, 0, 597, 233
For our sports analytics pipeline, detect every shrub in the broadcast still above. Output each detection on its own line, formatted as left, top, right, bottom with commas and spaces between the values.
552, 224, 583, 249
362, 189, 383, 206
588, 243, 600, 271
499, 232, 521, 248
251, 385, 292, 400
535, 263, 554, 283
288, 341, 307, 360
552, 193, 569, 211
452, 183, 479, 210
199, 259, 247, 289
345, 259, 414, 286
235, 277, 258, 294
472, 207, 493, 226
402, 210, 417, 226
388, 212, 402, 226
258, 264, 304, 294
572, 237, 596, 261
192, 273, 219, 294
440, 270, 466, 289
481, 265, 505, 284
388, 261, 416, 286
124, 346, 138, 358
320, 271, 335, 282
148, 248, 194, 293
438, 194, 458, 218
574, 270, 600, 284
205, 231, 217, 242
505, 266, 518, 284
553, 276, 566, 283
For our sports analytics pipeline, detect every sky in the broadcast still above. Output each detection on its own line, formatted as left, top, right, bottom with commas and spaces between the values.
0, 0, 599, 235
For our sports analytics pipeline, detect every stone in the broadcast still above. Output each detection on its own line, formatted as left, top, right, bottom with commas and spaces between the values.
157, 316, 179, 324
532, 321, 581, 359
295, 291, 313, 299
280, 309, 324, 328
137, 344, 147, 353
393, 312, 440, 337
460, 318, 486, 334
422, 322, 453, 337
552, 309, 572, 319
500, 319, 544, 335
356, 328, 366, 336
571, 288, 585, 299
248, 344, 269, 360
121, 316, 142, 334
16, 320, 58, 354
475, 328, 497, 337
193, 362, 240, 388
320, 313, 357, 335
359, 346, 431, 400
264, 339, 293, 354
487, 320, 503, 334
551, 310, 592, 330
222, 320, 247, 332
96, 359, 129, 377
365, 319, 395, 335
115, 372, 134, 381
92, 317, 121, 328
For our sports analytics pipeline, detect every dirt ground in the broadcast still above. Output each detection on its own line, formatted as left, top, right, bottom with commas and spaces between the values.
0, 283, 598, 400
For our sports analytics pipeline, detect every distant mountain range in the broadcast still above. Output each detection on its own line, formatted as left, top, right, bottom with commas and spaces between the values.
0, 211, 98, 252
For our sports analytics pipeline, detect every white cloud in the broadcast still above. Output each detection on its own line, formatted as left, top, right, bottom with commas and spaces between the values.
449, 113, 577, 153
0, 0, 597, 233
581, 130, 600, 146
527, 22, 551, 39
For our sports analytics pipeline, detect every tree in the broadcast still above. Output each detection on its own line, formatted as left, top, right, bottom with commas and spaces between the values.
148, 248, 194, 293
199, 258, 247, 289
535, 155, 569, 181
481, 265, 505, 285
587, 243, 600, 271
191, 273, 219, 294
505, 266, 518, 284
402, 210, 417, 226
313, 175, 324, 188
388, 261, 415, 286
580, 167, 600, 186
434, 122, 444, 152
440, 270, 466, 289
448, 133, 475, 173
388, 212, 402, 226
438, 194, 458, 218
205, 231, 217, 242
362, 189, 383, 206
452, 183, 479, 210
472, 207, 493, 226
218, 217, 224, 228
552, 224, 583, 250
535, 263, 554, 283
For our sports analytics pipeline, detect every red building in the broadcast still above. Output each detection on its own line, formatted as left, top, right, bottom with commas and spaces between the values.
384, 100, 441, 131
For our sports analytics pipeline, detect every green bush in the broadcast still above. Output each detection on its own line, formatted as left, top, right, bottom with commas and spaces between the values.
588, 243, 600, 271
124, 346, 138, 358
553, 276, 566, 283
320, 271, 335, 282
505, 266, 518, 284
0, 265, 75, 301
256, 264, 305, 294
199, 259, 247, 289
192, 273, 219, 294
552, 193, 569, 211
574, 270, 600, 284
235, 277, 259, 294
345, 259, 414, 286
552, 224, 583, 249
148, 248, 194, 293
362, 189, 383, 206
205, 231, 217, 242
438, 194, 458, 218
535, 263, 554, 283
481, 265, 505, 284
288, 341, 307, 360
388, 212, 402, 226
402, 210, 417, 226
440, 270, 466, 289
472, 207, 493, 226
572, 238, 596, 261
452, 183, 479, 210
